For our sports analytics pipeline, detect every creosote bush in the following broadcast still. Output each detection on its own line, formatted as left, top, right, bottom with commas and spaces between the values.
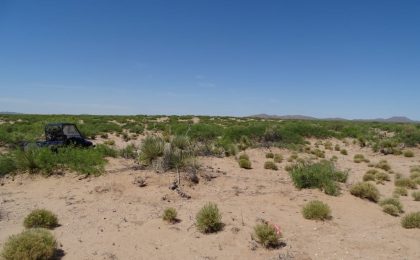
401, 212, 420, 229
196, 202, 223, 233
350, 182, 380, 202
162, 207, 178, 223
289, 160, 348, 196
379, 198, 403, 216
1, 228, 57, 260
302, 200, 331, 220
23, 209, 58, 229
264, 161, 278, 170
253, 223, 280, 248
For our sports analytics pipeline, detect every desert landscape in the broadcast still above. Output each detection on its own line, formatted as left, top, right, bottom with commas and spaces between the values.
0, 115, 419, 260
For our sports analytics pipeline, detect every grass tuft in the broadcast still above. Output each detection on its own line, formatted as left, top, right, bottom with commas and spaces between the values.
196, 203, 223, 233
401, 212, 420, 229
23, 209, 58, 229
253, 222, 281, 248
162, 207, 178, 223
302, 200, 331, 220
264, 161, 278, 170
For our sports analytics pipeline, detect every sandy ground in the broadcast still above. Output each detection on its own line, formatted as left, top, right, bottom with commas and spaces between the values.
1, 140, 420, 260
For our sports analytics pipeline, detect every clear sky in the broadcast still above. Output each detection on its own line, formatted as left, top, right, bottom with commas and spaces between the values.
0, 0, 419, 119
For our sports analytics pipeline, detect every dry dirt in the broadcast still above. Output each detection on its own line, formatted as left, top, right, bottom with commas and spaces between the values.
1, 140, 420, 260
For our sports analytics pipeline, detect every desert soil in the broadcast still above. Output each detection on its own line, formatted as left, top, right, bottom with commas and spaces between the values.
1, 140, 420, 260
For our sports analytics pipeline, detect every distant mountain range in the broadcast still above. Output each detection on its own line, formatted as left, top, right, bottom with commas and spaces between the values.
250, 114, 418, 123
0, 111, 22, 114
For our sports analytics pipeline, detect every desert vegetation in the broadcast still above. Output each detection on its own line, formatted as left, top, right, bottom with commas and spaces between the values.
1, 114, 420, 259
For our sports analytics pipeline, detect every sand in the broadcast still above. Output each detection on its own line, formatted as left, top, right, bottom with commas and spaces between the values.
1, 140, 420, 260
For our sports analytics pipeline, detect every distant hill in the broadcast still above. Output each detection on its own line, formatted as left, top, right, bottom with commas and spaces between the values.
249, 114, 417, 123
0, 111, 21, 115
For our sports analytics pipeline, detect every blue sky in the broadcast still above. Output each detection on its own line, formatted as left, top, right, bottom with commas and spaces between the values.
0, 0, 419, 119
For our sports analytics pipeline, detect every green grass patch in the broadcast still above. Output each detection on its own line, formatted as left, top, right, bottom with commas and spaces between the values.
289, 160, 348, 196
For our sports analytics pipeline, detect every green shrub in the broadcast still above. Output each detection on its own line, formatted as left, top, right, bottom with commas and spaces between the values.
401, 212, 420, 229
375, 171, 390, 183
302, 200, 331, 220
403, 150, 414, 157
273, 154, 283, 163
265, 152, 274, 158
139, 136, 164, 165
239, 158, 252, 169
393, 187, 408, 197
1, 228, 57, 260
264, 161, 278, 170
253, 223, 280, 248
375, 160, 391, 171
350, 182, 380, 202
382, 204, 400, 216
289, 160, 347, 196
340, 149, 348, 155
196, 203, 223, 233
395, 178, 417, 189
23, 209, 58, 229
162, 207, 178, 223
0, 154, 16, 176
412, 191, 420, 201
379, 198, 403, 214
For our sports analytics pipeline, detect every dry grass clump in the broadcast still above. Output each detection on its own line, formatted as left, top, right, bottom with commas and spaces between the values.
403, 150, 414, 157
350, 182, 380, 202
379, 198, 404, 216
253, 222, 281, 248
401, 212, 420, 229
409, 167, 420, 184
363, 169, 390, 184
393, 187, 408, 197
311, 149, 325, 158
23, 209, 58, 229
412, 191, 420, 201
265, 152, 274, 158
287, 153, 298, 162
302, 200, 331, 220
196, 203, 223, 233
353, 154, 369, 163
395, 178, 417, 189
273, 154, 283, 163
340, 149, 348, 155
375, 160, 391, 171
334, 144, 340, 151
1, 228, 57, 260
162, 207, 178, 223
264, 161, 278, 170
